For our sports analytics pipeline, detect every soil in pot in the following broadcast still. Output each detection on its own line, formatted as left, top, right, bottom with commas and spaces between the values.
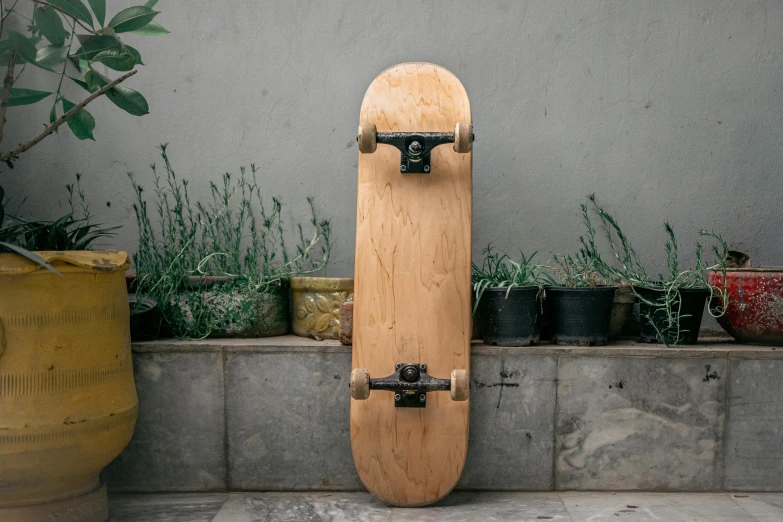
636, 287, 709, 345
480, 286, 540, 346
549, 286, 617, 346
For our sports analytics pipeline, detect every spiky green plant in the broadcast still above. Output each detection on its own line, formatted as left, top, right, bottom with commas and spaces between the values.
578, 194, 729, 346
547, 251, 603, 288
471, 245, 549, 314
0, 174, 118, 273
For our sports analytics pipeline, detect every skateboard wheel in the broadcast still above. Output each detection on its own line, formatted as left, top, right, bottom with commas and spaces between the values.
357, 123, 377, 153
453, 122, 473, 153
350, 368, 370, 400
450, 369, 469, 401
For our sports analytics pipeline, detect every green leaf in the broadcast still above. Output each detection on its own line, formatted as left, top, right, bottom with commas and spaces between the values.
145, 0, 159, 7
34, 6, 66, 47
85, 68, 147, 115
106, 84, 148, 115
108, 6, 159, 33
62, 98, 96, 140
7, 88, 54, 106
7, 30, 39, 64
36, 45, 68, 68
50, 99, 59, 133
72, 34, 120, 60
126, 44, 144, 65
84, 69, 104, 90
0, 242, 62, 275
130, 20, 168, 36
0, 40, 25, 65
69, 75, 93, 92
87, 0, 106, 26
47, 0, 93, 27
92, 48, 136, 71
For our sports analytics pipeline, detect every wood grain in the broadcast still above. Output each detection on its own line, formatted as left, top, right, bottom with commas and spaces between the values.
351, 62, 472, 507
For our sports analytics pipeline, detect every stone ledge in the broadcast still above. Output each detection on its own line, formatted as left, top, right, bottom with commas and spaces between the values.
133, 335, 783, 359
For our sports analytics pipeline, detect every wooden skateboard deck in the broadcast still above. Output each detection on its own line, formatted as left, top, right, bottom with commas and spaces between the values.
351, 62, 472, 507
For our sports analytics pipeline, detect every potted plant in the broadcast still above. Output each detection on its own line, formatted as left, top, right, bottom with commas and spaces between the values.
545, 251, 616, 346
129, 145, 331, 339
580, 194, 729, 346
0, 178, 137, 522
472, 245, 547, 346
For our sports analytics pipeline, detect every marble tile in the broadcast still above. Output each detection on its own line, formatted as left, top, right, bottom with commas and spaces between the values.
213, 492, 572, 522
560, 492, 757, 521
725, 359, 783, 491
225, 352, 362, 490
103, 353, 227, 491
730, 493, 783, 519
458, 354, 557, 490
108, 493, 228, 522
555, 357, 726, 490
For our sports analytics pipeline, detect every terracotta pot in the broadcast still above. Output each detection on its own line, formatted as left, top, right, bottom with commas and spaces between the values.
0, 251, 137, 522
168, 278, 288, 338
290, 277, 354, 340
709, 268, 783, 345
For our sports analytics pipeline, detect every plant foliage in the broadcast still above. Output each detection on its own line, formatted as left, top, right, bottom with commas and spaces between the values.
130, 144, 332, 338
471, 245, 548, 314
578, 193, 729, 345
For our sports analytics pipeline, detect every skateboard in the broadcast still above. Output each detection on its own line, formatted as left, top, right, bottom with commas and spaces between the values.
350, 62, 473, 507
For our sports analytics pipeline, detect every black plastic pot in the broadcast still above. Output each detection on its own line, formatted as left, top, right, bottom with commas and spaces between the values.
539, 286, 555, 341
636, 287, 709, 345
129, 293, 159, 341
480, 286, 540, 346
548, 286, 617, 346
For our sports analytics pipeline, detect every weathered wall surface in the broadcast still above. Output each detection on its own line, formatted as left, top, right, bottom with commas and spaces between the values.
4, 1, 782, 281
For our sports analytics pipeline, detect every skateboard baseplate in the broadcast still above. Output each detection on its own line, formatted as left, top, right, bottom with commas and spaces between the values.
350, 62, 473, 507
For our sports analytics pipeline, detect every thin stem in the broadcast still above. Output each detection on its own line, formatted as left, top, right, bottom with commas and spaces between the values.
0, 50, 16, 144
0, 69, 137, 161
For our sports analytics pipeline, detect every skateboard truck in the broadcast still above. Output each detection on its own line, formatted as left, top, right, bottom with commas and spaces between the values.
350, 363, 469, 407
357, 122, 474, 174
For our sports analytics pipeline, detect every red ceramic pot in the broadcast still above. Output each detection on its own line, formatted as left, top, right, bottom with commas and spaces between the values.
708, 268, 783, 345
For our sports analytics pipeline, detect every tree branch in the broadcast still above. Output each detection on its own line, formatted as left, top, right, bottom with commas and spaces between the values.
0, 50, 17, 144
0, 69, 137, 161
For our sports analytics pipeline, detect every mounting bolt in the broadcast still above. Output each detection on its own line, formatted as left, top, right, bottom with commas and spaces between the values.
400, 164, 407, 172
423, 165, 430, 173
394, 393, 402, 401
419, 394, 426, 402
408, 140, 423, 155
401, 365, 420, 382
419, 363, 426, 371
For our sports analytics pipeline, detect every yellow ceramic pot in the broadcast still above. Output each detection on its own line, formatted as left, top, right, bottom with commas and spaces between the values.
290, 277, 353, 340
0, 251, 137, 522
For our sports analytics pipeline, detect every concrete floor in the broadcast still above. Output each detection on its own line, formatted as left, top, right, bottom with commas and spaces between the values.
108, 491, 783, 521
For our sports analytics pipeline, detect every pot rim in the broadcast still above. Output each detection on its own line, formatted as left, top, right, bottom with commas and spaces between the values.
0, 249, 130, 274
483, 285, 541, 292
290, 276, 354, 291
547, 285, 618, 292
709, 267, 783, 273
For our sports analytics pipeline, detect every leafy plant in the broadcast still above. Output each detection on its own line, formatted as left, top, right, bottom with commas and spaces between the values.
578, 194, 729, 345
547, 251, 603, 288
471, 245, 548, 314
0, 173, 118, 272
129, 144, 331, 338
0, 0, 168, 166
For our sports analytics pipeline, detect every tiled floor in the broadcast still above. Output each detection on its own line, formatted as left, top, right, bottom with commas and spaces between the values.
108, 492, 783, 521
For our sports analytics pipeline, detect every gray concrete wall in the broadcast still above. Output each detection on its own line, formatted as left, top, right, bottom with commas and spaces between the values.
103, 337, 783, 492
3, 0, 782, 279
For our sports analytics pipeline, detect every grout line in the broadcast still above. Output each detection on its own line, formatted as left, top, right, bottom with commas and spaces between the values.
552, 354, 560, 492
721, 357, 732, 492
222, 350, 231, 492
